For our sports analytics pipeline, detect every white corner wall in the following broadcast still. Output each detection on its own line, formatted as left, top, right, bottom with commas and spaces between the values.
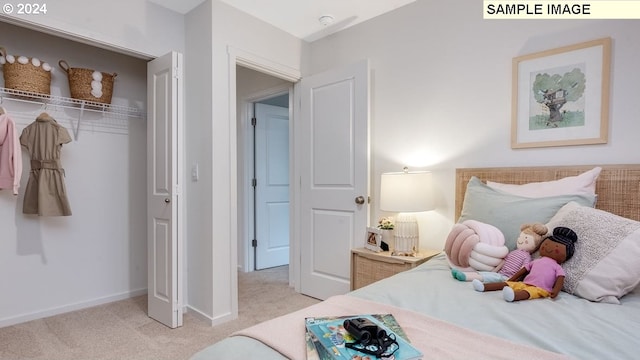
183, 0, 302, 325
306, 0, 640, 250
183, 0, 214, 322
209, 0, 301, 323
0, 0, 184, 59
0, 22, 148, 327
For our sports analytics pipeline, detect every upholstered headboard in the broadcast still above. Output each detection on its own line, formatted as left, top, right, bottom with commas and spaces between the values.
455, 165, 640, 222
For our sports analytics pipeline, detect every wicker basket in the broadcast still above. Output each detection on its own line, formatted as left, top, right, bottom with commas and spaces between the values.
0, 46, 52, 95
59, 60, 117, 104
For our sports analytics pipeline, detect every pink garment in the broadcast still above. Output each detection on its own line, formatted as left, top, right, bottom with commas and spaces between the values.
499, 249, 532, 278
0, 113, 22, 195
522, 256, 565, 292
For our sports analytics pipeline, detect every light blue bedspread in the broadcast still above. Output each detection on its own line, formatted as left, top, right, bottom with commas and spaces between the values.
191, 253, 640, 359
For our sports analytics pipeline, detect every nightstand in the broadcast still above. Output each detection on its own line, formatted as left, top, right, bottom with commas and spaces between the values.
350, 248, 441, 290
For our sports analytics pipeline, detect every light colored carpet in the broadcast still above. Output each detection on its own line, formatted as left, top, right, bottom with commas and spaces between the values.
0, 266, 320, 360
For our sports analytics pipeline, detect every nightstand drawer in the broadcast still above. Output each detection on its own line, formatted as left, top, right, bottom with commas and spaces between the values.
350, 248, 440, 290
352, 254, 411, 289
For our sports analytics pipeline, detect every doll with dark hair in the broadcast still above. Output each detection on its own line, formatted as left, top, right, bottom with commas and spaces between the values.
472, 227, 577, 302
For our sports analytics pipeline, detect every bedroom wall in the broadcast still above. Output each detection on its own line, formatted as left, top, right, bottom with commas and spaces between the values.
183, 0, 214, 324
305, 0, 640, 250
184, 0, 302, 324
0, 0, 184, 58
0, 22, 148, 327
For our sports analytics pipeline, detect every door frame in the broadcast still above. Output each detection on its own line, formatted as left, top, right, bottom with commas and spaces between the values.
238, 85, 292, 273
227, 46, 301, 297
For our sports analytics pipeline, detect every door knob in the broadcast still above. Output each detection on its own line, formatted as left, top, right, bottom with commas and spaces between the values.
165, 198, 171, 203
355, 196, 365, 205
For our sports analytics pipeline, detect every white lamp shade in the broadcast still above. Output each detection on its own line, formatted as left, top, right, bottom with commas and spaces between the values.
380, 171, 434, 212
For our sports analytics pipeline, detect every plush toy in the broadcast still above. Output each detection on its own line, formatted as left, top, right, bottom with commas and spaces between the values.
451, 223, 547, 283
445, 220, 508, 273
472, 226, 578, 302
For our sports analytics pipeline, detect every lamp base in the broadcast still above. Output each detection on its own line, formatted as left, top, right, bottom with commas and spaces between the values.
392, 213, 419, 256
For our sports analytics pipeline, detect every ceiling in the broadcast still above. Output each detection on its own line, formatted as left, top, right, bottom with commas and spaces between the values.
149, 0, 416, 42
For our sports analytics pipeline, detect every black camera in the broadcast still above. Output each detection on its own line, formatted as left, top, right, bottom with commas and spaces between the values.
343, 317, 387, 345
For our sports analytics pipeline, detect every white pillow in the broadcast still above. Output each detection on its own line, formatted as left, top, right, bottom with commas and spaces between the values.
546, 201, 640, 304
487, 167, 601, 198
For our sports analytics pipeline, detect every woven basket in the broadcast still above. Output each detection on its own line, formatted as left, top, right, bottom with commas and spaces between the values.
59, 60, 117, 104
0, 46, 52, 95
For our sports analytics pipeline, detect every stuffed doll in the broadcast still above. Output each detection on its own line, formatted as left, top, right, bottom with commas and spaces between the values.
451, 223, 547, 283
472, 226, 577, 302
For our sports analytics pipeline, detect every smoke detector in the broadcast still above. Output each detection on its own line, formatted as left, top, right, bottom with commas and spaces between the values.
318, 15, 335, 26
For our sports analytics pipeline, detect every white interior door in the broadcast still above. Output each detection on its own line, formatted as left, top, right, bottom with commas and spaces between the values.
255, 103, 290, 269
299, 60, 369, 300
147, 51, 183, 328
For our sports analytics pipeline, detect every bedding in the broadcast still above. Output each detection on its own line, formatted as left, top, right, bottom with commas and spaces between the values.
486, 166, 601, 197
546, 201, 640, 304
192, 254, 640, 359
223, 287, 570, 360
458, 176, 595, 250
190, 165, 640, 360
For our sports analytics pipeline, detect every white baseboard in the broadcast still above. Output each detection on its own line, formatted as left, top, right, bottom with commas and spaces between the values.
0, 288, 148, 328
185, 305, 237, 326
184, 305, 214, 324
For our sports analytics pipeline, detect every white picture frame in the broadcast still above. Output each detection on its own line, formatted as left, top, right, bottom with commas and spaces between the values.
365, 227, 383, 252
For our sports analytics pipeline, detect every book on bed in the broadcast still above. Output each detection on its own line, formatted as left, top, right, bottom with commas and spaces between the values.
305, 314, 422, 360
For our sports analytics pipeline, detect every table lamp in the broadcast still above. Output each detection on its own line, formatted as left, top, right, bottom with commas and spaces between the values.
380, 168, 434, 256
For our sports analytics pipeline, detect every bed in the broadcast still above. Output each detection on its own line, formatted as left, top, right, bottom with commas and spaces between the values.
191, 164, 640, 360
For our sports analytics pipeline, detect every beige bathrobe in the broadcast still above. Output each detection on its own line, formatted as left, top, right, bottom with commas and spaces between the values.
20, 113, 72, 216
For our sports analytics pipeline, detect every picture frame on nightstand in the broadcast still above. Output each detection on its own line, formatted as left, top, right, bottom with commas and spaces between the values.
365, 227, 383, 252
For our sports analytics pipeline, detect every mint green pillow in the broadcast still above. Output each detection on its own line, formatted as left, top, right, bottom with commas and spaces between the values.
458, 177, 596, 250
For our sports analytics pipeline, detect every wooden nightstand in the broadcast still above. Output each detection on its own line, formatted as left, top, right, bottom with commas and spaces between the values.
350, 248, 441, 290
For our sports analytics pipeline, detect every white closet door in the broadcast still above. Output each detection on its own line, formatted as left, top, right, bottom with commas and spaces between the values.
147, 51, 183, 328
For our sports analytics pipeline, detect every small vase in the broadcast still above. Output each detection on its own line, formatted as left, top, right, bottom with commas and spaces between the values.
381, 229, 394, 253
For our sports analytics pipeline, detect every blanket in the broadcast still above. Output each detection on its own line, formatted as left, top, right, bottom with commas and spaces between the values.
233, 295, 572, 360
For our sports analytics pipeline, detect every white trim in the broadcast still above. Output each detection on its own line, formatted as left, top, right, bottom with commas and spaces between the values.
245, 86, 291, 103
183, 304, 236, 326
288, 84, 298, 289
175, 51, 186, 327
0, 14, 154, 60
227, 58, 240, 323
185, 303, 237, 326
292, 82, 302, 292
183, 305, 212, 324
0, 288, 147, 328
229, 46, 301, 83
241, 98, 255, 273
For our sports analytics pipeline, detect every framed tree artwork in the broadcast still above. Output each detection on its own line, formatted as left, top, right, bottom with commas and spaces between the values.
511, 37, 611, 148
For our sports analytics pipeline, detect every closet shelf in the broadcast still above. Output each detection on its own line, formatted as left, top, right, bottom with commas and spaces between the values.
0, 87, 145, 119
